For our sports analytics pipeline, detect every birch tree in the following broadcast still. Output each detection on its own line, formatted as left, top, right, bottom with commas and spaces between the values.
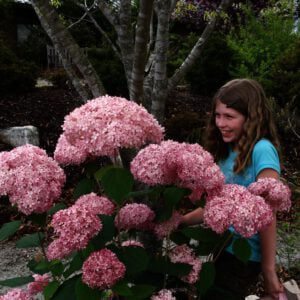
31, 0, 234, 123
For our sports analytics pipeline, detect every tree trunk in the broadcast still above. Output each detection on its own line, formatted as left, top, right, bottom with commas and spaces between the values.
129, 0, 154, 103
151, 0, 171, 123
31, 0, 106, 101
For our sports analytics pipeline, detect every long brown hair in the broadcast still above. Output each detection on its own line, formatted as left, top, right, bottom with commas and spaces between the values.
204, 78, 280, 173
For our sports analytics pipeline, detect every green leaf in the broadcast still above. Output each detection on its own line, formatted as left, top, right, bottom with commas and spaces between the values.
163, 186, 190, 206
148, 257, 191, 276
27, 258, 50, 274
47, 203, 67, 216
16, 232, 45, 248
94, 165, 115, 182
44, 280, 60, 300
49, 260, 64, 276
51, 276, 79, 300
233, 238, 251, 263
0, 276, 33, 287
92, 215, 116, 249
195, 262, 215, 295
112, 280, 133, 297
84, 162, 100, 178
63, 253, 83, 279
73, 178, 94, 200
126, 284, 156, 300
120, 247, 149, 275
75, 277, 104, 300
101, 167, 134, 205
29, 213, 47, 226
0, 220, 21, 241
181, 226, 220, 242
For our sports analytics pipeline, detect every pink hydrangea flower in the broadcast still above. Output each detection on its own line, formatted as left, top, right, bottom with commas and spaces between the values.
46, 204, 102, 260
54, 134, 88, 165
154, 211, 182, 240
151, 289, 176, 300
131, 140, 224, 202
121, 240, 144, 248
55, 95, 164, 164
169, 244, 202, 284
248, 178, 291, 211
0, 288, 32, 300
204, 184, 273, 237
82, 249, 126, 290
27, 274, 50, 295
0, 145, 65, 215
115, 203, 155, 231
75, 193, 115, 215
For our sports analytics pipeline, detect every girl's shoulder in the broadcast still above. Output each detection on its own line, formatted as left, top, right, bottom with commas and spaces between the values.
253, 139, 277, 153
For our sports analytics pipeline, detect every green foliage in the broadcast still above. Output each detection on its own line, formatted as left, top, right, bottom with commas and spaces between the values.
269, 38, 300, 109
226, 1, 297, 92
0, 220, 21, 241
0, 276, 33, 287
87, 47, 128, 97
186, 33, 233, 96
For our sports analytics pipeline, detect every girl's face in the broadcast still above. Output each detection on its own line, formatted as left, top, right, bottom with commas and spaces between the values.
215, 100, 246, 147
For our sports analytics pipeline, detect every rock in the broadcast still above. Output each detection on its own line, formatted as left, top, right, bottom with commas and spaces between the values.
0, 126, 39, 147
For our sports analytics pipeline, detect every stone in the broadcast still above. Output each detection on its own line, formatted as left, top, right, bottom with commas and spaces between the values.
0, 126, 39, 147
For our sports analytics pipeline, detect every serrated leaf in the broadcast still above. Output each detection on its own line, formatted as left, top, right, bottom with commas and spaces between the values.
0, 220, 21, 241
195, 262, 215, 295
27, 259, 50, 274
112, 280, 133, 297
120, 247, 149, 275
100, 167, 134, 205
0, 276, 33, 287
16, 232, 45, 248
51, 276, 79, 300
91, 215, 116, 249
148, 257, 191, 276
47, 203, 67, 216
63, 253, 83, 279
163, 186, 190, 206
181, 226, 220, 242
49, 260, 64, 276
233, 237, 251, 263
73, 178, 94, 200
126, 284, 156, 300
44, 280, 60, 300
94, 165, 115, 182
75, 277, 104, 300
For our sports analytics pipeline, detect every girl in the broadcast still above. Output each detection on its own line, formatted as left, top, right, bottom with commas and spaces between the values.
182, 79, 284, 299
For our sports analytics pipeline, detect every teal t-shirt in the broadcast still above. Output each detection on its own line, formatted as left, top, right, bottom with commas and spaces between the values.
218, 139, 280, 262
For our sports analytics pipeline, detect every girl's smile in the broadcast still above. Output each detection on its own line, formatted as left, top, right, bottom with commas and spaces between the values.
215, 100, 246, 146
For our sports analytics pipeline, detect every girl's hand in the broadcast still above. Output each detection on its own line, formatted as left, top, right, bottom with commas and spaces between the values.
263, 271, 284, 299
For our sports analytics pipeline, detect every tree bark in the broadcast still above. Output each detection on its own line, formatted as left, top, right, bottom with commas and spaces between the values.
129, 0, 154, 103
151, 0, 171, 123
31, 0, 106, 101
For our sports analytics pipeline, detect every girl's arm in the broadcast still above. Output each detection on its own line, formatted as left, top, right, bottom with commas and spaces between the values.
181, 207, 203, 226
257, 168, 284, 299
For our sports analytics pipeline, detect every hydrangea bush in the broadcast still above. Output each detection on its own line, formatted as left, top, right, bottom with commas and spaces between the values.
0, 96, 291, 299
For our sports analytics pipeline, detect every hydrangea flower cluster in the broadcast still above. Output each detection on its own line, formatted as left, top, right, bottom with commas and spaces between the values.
54, 95, 164, 164
0, 145, 65, 215
204, 184, 273, 237
121, 240, 144, 248
154, 211, 182, 240
0, 288, 32, 300
248, 178, 291, 211
169, 244, 202, 284
27, 274, 50, 295
115, 203, 155, 230
74, 193, 115, 215
131, 140, 224, 201
82, 249, 126, 290
46, 203, 102, 260
151, 289, 176, 300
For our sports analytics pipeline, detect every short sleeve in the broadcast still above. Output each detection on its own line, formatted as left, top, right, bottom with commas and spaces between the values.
252, 139, 280, 178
